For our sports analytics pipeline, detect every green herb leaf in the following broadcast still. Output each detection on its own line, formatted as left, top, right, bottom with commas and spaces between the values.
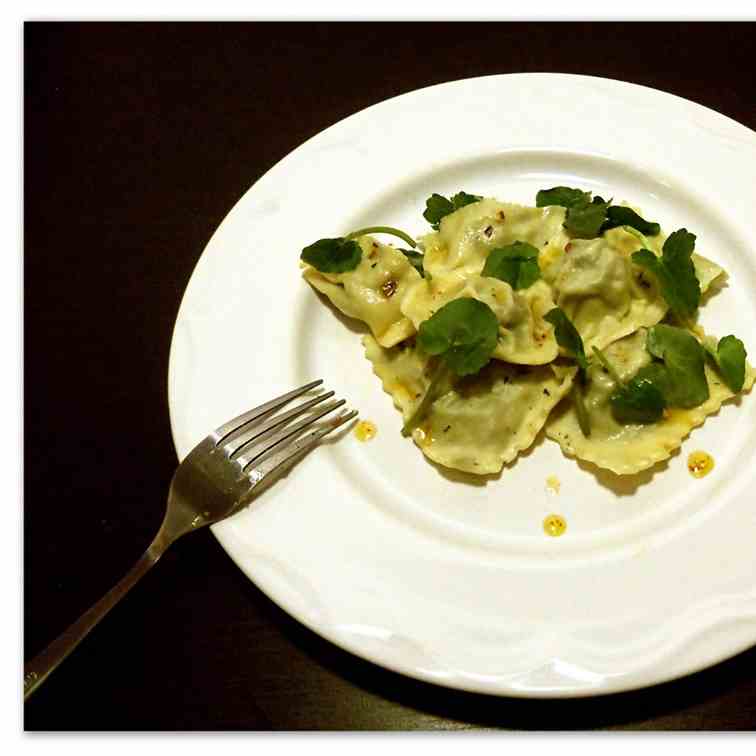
399, 248, 425, 277
564, 196, 611, 239
631, 248, 674, 299
422, 194, 454, 228
537, 186, 661, 240
535, 186, 609, 238
300, 237, 362, 273
646, 324, 709, 408
535, 186, 591, 208
601, 205, 661, 236
632, 362, 676, 400
594, 346, 668, 425
481, 241, 541, 290
417, 298, 499, 377
423, 191, 483, 230
603, 326, 710, 424
631, 229, 700, 321
544, 307, 589, 372
610, 371, 667, 424
403, 298, 498, 436
704, 334, 747, 393
659, 229, 700, 315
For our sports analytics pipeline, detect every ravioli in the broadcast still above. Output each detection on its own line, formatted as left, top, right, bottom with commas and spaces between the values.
364, 334, 576, 474
545, 328, 755, 475
302, 236, 421, 347
540, 226, 726, 351
400, 271, 559, 365
300, 189, 746, 478
693, 253, 725, 295
421, 199, 568, 277
597, 220, 725, 294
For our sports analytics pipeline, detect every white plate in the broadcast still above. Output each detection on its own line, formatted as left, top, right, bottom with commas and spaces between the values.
168, 73, 756, 697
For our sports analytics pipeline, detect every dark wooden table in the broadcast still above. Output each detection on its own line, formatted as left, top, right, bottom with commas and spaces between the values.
24, 21, 756, 731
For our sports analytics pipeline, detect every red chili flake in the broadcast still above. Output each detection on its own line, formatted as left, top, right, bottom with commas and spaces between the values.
483, 225, 494, 238
497, 211, 506, 221
565, 243, 572, 253
381, 279, 398, 298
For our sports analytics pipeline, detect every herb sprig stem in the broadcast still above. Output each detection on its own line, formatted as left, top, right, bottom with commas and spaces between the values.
401, 361, 451, 437
572, 380, 591, 438
623, 226, 653, 250
345, 226, 417, 248
591, 346, 624, 386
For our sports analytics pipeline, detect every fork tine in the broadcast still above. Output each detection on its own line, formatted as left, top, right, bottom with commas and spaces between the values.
224, 390, 335, 457
212, 379, 323, 444
246, 409, 359, 486
235, 399, 346, 470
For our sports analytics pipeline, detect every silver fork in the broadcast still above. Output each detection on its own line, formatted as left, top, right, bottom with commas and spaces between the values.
24, 380, 357, 700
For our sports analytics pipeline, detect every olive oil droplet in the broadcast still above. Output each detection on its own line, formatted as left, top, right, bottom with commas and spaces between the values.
543, 514, 567, 537
546, 475, 561, 495
687, 450, 714, 478
354, 420, 377, 442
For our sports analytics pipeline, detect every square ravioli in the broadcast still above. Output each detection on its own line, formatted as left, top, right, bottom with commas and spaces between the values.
545, 328, 755, 475
364, 334, 576, 474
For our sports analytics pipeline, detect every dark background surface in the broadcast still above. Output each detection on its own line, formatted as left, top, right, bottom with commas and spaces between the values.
24, 21, 756, 731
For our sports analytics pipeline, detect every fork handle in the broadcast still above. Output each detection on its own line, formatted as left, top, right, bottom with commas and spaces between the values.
24, 536, 169, 700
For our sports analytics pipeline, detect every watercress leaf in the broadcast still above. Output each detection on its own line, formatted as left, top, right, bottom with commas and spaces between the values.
451, 191, 483, 210
481, 241, 541, 289
535, 186, 659, 240
535, 186, 614, 239
705, 334, 747, 393
300, 237, 362, 273
399, 248, 425, 277
633, 362, 675, 399
535, 186, 591, 208
417, 298, 499, 376
422, 191, 482, 230
543, 307, 589, 371
610, 372, 667, 424
600, 352, 668, 426
661, 228, 700, 317
564, 197, 610, 239
632, 247, 676, 299
632, 229, 700, 321
607, 326, 711, 425
422, 194, 455, 229
646, 324, 709, 408
601, 205, 661, 236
